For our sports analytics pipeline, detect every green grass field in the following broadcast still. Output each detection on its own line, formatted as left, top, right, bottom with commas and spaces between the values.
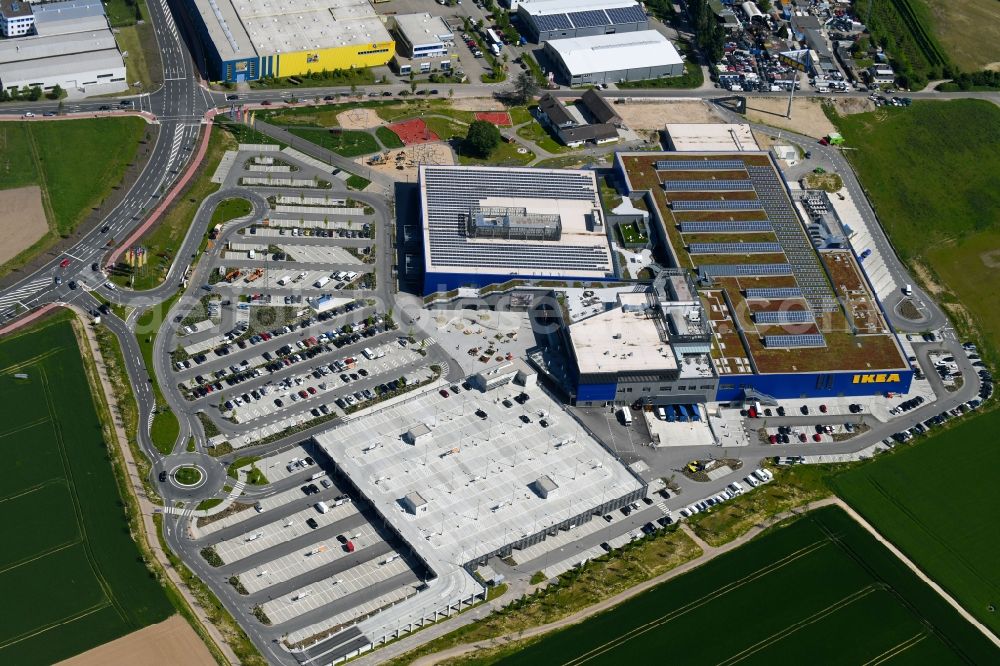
211, 197, 253, 225
834, 100, 1000, 359
375, 125, 404, 149
0, 318, 173, 665
921, 0, 1000, 72
496, 506, 998, 665
0, 119, 146, 274
834, 410, 1000, 637
287, 127, 378, 157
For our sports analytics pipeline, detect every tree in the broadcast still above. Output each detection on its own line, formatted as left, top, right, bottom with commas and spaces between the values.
464, 120, 501, 158
510, 70, 539, 105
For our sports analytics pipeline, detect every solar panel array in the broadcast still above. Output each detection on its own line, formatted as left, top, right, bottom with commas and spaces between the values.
763, 334, 827, 348
672, 200, 763, 211
422, 167, 611, 274
688, 242, 783, 255
745, 287, 803, 299
663, 180, 754, 191
698, 264, 793, 278
531, 12, 573, 32
656, 160, 746, 171
747, 165, 839, 312
606, 4, 648, 24
679, 221, 772, 233
753, 310, 816, 324
567, 9, 608, 27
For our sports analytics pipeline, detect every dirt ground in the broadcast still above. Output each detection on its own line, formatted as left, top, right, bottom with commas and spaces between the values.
0, 185, 48, 266
336, 108, 383, 130
56, 615, 215, 666
615, 101, 725, 130
358, 141, 455, 181
742, 97, 867, 138
450, 97, 505, 111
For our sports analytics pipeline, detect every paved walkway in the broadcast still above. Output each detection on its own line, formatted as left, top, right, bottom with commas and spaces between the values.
66, 305, 240, 664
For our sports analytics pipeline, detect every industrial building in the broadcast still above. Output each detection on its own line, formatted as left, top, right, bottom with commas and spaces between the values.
390, 12, 454, 75
543, 30, 684, 86
184, 0, 394, 83
566, 276, 719, 406
663, 123, 760, 152
419, 165, 615, 294
517, 0, 648, 43
0, 1, 33, 37
0, 0, 126, 96
608, 151, 913, 402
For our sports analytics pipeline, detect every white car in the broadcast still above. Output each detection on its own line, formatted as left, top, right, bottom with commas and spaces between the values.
744, 475, 760, 488
23, 112, 35, 118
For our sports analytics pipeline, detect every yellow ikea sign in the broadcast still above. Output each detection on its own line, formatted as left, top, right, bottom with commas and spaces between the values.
852, 373, 902, 384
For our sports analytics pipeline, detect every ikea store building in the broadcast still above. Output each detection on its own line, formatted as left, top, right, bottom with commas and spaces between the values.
186, 0, 393, 83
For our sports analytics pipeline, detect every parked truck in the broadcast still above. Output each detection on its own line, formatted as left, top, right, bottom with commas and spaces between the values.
245, 268, 264, 283
314, 275, 331, 288
278, 275, 292, 286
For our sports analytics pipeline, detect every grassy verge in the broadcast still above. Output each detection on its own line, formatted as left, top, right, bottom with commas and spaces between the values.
227, 455, 260, 479
375, 125, 404, 149
211, 197, 252, 225
383, 527, 702, 666
135, 292, 181, 454
617, 58, 704, 89
286, 127, 378, 157
153, 514, 266, 665
688, 463, 836, 547
515, 116, 567, 153
197, 497, 224, 511
113, 1, 160, 93
112, 124, 236, 290
346, 174, 371, 190
457, 139, 534, 167
250, 68, 375, 90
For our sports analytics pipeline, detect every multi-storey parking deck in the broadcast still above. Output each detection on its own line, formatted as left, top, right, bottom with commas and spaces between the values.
614, 151, 912, 399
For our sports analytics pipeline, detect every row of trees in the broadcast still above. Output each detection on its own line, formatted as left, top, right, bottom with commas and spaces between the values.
0, 85, 43, 102
687, 0, 725, 63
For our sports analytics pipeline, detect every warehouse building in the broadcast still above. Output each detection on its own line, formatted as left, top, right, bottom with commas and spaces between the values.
517, 0, 648, 43
543, 30, 684, 86
185, 0, 394, 83
390, 12, 454, 75
419, 165, 615, 294
0, 0, 126, 96
663, 123, 759, 151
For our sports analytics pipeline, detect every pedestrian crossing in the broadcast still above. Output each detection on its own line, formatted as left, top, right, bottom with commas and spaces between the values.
0, 277, 50, 311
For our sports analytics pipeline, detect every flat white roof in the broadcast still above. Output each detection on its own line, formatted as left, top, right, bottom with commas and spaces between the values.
393, 12, 453, 47
547, 30, 682, 76
192, 0, 392, 63
0, 48, 123, 82
521, 0, 639, 15
0, 28, 117, 64
420, 165, 614, 279
313, 380, 642, 570
569, 302, 679, 374
665, 123, 760, 152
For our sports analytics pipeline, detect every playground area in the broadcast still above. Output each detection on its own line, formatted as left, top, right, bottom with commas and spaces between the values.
475, 111, 512, 126
360, 142, 455, 180
335, 108, 382, 130
387, 118, 439, 145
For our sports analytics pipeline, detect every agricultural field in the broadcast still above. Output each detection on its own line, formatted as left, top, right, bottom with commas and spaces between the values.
921, 0, 1000, 72
833, 100, 1000, 358
853, 0, 949, 87
834, 410, 1000, 637
0, 317, 173, 665
494, 506, 998, 665
0, 118, 146, 275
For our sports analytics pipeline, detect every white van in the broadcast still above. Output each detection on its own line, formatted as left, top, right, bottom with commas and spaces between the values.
315, 501, 329, 514
903, 284, 913, 296
277, 275, 291, 286
619, 407, 633, 426
656, 407, 667, 420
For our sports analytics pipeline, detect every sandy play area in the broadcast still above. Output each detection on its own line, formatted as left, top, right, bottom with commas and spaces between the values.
450, 97, 506, 111
56, 616, 215, 666
336, 107, 383, 130
0, 185, 48, 266
744, 97, 876, 138
358, 141, 455, 181
615, 100, 725, 130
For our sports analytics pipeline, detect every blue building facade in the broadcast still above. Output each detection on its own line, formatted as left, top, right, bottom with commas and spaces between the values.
714, 369, 913, 402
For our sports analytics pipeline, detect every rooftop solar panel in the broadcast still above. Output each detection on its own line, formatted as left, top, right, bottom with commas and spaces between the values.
753, 310, 816, 324
679, 221, 772, 233
763, 334, 827, 348
745, 287, 803, 299
672, 200, 763, 211
532, 12, 573, 32
606, 4, 648, 24
655, 160, 746, 170
698, 264, 793, 278
688, 242, 783, 255
568, 9, 610, 28
663, 180, 754, 191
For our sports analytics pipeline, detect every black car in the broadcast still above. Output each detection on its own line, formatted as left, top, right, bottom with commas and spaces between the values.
92, 262, 99, 271
226, 94, 240, 100
98, 105, 110, 110
100, 225, 110, 233
519, 414, 531, 423
158, 471, 167, 482
306, 518, 318, 529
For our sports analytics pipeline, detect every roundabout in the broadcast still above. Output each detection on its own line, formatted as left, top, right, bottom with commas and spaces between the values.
154, 452, 227, 502
172, 465, 204, 487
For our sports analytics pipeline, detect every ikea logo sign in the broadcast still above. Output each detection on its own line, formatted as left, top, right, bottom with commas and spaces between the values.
852, 373, 902, 384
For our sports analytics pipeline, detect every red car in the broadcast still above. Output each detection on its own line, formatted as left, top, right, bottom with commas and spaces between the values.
298, 390, 308, 399
812, 433, 822, 442
768, 434, 777, 444
439, 389, 450, 398
819, 404, 828, 413
344, 540, 355, 553
307, 386, 317, 395
59, 258, 71, 268
799, 433, 807, 442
